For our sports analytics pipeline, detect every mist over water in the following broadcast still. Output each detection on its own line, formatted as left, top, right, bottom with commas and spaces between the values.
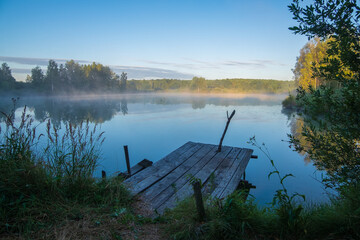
0, 93, 329, 205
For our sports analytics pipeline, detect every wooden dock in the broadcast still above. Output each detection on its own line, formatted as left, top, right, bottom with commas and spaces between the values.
124, 141, 254, 214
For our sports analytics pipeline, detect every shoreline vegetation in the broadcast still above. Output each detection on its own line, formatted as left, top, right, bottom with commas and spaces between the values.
0, 60, 295, 96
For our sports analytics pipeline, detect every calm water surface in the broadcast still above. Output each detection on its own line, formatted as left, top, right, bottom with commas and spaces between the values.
1, 93, 330, 205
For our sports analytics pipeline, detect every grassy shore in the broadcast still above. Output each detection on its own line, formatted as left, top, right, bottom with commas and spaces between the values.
1, 105, 359, 239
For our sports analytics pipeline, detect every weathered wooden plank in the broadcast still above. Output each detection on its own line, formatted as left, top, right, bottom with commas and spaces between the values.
219, 149, 253, 199
142, 144, 216, 201
129, 159, 153, 176
209, 148, 247, 198
127, 143, 204, 195
155, 146, 233, 214
147, 145, 220, 210
202, 147, 243, 197
124, 141, 195, 185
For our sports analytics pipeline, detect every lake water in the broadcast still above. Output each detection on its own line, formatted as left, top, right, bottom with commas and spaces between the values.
0, 93, 330, 205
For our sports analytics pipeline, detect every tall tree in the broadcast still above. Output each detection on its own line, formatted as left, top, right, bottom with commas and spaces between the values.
289, 0, 360, 189
293, 37, 328, 89
120, 72, 127, 91
29, 66, 45, 89
191, 77, 207, 92
45, 60, 60, 93
0, 63, 16, 89
65, 60, 85, 89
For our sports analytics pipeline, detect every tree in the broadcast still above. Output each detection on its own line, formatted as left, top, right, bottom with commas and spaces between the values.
29, 66, 45, 89
293, 37, 328, 89
120, 72, 127, 91
65, 60, 85, 89
0, 63, 16, 89
289, 0, 360, 189
289, 0, 359, 83
45, 60, 60, 93
191, 77, 207, 92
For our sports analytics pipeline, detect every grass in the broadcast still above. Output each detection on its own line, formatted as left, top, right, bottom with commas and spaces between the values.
163, 184, 360, 240
0, 102, 138, 239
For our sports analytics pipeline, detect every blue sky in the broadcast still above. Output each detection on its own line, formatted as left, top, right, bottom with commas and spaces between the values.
0, 0, 308, 80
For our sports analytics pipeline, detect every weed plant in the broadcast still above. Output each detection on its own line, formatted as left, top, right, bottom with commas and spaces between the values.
0, 101, 131, 237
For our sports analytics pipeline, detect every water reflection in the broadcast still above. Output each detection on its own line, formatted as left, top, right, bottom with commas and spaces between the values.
0, 93, 285, 124
0, 93, 329, 204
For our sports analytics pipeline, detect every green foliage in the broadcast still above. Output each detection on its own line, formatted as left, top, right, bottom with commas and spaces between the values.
28, 66, 45, 88
281, 94, 297, 109
128, 78, 295, 93
0, 103, 131, 236
289, 0, 360, 81
0, 63, 16, 90
288, 0, 360, 190
120, 72, 127, 91
304, 184, 360, 239
191, 77, 207, 92
25, 59, 122, 94
1, 60, 295, 94
164, 193, 275, 240
293, 37, 328, 89
249, 137, 306, 238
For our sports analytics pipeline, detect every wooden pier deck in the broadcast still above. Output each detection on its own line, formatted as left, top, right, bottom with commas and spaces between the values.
124, 141, 253, 214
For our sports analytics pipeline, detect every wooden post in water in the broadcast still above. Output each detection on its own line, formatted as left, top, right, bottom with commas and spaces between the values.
192, 181, 206, 222
102, 170, 106, 179
218, 110, 236, 152
124, 145, 131, 176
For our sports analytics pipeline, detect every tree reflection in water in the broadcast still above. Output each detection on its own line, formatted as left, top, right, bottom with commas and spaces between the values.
0, 93, 284, 125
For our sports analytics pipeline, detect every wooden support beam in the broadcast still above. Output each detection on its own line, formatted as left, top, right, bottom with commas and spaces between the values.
102, 170, 106, 179
251, 155, 258, 159
124, 145, 131, 176
218, 110, 236, 152
192, 181, 206, 222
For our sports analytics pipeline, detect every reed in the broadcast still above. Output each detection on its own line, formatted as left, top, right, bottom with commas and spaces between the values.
0, 102, 131, 237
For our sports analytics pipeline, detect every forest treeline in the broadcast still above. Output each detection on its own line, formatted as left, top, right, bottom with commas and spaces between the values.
0, 60, 127, 94
0, 60, 294, 95
128, 77, 294, 93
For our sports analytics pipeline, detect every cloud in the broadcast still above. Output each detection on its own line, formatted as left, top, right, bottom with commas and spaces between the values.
141, 58, 286, 70
1, 56, 194, 80
110, 65, 194, 79
0, 56, 91, 66
222, 60, 264, 67
12, 68, 33, 74
2, 56, 287, 80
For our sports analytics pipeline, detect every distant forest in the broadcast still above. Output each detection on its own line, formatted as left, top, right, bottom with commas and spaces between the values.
0, 60, 295, 95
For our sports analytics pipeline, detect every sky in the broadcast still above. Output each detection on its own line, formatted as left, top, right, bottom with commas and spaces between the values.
0, 0, 309, 81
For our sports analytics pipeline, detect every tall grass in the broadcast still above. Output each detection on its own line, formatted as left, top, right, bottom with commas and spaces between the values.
43, 118, 104, 191
164, 137, 360, 239
0, 102, 131, 236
